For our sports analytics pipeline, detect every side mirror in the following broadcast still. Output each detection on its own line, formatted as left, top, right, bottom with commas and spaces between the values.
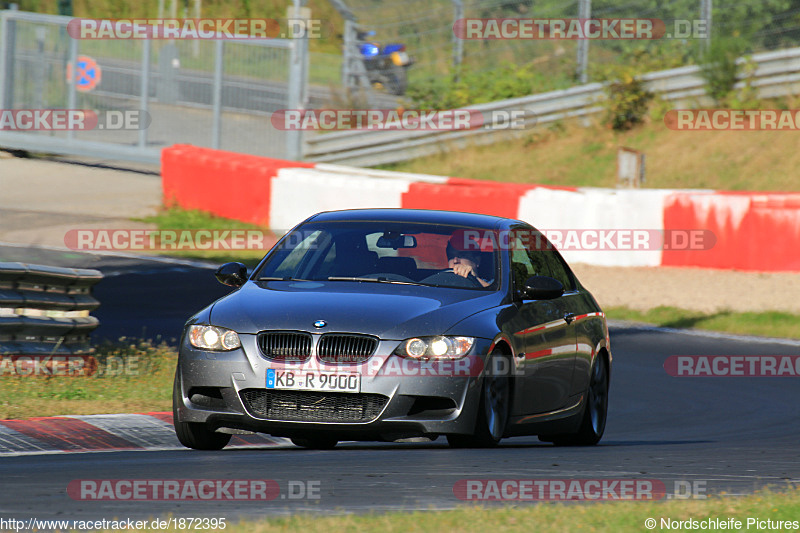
520, 275, 563, 300
215, 262, 248, 287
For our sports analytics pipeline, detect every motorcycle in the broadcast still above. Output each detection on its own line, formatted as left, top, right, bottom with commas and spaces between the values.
357, 31, 413, 96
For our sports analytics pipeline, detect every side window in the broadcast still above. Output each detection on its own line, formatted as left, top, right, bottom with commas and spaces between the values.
518, 227, 552, 281
510, 237, 536, 294
542, 250, 575, 291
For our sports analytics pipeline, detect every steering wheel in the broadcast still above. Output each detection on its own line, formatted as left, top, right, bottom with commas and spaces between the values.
420, 269, 483, 288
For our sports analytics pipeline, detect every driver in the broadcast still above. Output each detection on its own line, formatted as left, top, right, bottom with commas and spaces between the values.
446, 241, 492, 288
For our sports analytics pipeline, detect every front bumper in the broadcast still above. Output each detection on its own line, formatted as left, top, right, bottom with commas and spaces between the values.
175, 335, 493, 440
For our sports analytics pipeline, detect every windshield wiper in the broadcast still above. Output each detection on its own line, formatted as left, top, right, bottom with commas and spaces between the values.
327, 276, 426, 286
257, 276, 313, 282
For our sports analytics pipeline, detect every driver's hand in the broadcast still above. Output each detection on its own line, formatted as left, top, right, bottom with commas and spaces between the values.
452, 263, 476, 278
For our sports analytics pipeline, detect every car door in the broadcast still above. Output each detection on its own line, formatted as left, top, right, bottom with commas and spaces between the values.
507, 229, 577, 415
539, 246, 583, 401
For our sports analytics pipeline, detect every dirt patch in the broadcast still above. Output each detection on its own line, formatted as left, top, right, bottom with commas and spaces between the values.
571, 263, 800, 313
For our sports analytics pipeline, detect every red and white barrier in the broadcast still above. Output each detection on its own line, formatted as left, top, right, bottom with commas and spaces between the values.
162, 145, 314, 226
161, 145, 800, 272
662, 191, 800, 271
269, 167, 413, 230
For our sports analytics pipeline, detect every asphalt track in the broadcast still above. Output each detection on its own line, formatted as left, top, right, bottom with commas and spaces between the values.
1, 245, 799, 521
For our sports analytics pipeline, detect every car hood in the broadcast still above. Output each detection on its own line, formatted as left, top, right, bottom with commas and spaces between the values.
208, 280, 502, 339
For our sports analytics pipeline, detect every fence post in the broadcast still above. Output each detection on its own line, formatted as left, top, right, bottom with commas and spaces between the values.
700, 0, 712, 50
287, 1, 309, 161
452, 0, 464, 79
0, 9, 17, 111
66, 32, 78, 141
576, 0, 591, 84
343, 19, 358, 90
35, 26, 46, 109
211, 39, 223, 150
138, 37, 151, 149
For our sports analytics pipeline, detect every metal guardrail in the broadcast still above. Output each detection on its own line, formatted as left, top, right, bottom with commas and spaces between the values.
0, 262, 103, 356
304, 47, 800, 167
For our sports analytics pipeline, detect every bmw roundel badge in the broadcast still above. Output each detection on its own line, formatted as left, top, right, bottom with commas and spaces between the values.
313, 320, 327, 328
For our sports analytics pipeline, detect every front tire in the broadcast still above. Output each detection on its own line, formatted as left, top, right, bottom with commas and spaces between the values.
448, 349, 512, 448
550, 355, 608, 446
172, 371, 231, 451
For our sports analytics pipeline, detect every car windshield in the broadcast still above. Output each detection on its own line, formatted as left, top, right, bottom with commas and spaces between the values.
255, 221, 500, 290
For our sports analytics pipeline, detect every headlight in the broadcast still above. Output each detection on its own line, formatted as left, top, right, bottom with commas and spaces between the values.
188, 325, 241, 351
395, 336, 474, 360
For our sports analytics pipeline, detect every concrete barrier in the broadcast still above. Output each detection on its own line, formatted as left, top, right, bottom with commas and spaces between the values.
161, 145, 800, 272
162, 145, 314, 226
662, 191, 800, 271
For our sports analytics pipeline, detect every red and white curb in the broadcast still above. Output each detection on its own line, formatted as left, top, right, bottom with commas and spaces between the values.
0, 413, 291, 456
162, 146, 800, 272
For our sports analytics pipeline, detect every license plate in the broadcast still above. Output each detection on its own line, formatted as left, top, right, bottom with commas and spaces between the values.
266, 369, 361, 393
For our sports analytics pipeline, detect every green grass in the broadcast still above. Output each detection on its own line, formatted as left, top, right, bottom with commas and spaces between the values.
0, 340, 175, 419
607, 306, 800, 340
380, 93, 800, 192
136, 207, 272, 268
89, 488, 800, 532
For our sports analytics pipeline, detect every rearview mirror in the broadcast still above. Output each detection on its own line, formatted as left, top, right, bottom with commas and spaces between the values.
521, 275, 564, 300
376, 233, 417, 249
215, 262, 248, 287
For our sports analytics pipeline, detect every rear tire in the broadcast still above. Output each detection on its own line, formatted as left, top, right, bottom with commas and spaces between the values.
291, 437, 338, 450
447, 349, 512, 448
173, 371, 231, 451
385, 65, 408, 95
550, 355, 608, 446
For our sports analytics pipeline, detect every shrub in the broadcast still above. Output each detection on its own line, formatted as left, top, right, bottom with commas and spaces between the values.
602, 70, 654, 131
405, 63, 566, 110
701, 36, 748, 105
